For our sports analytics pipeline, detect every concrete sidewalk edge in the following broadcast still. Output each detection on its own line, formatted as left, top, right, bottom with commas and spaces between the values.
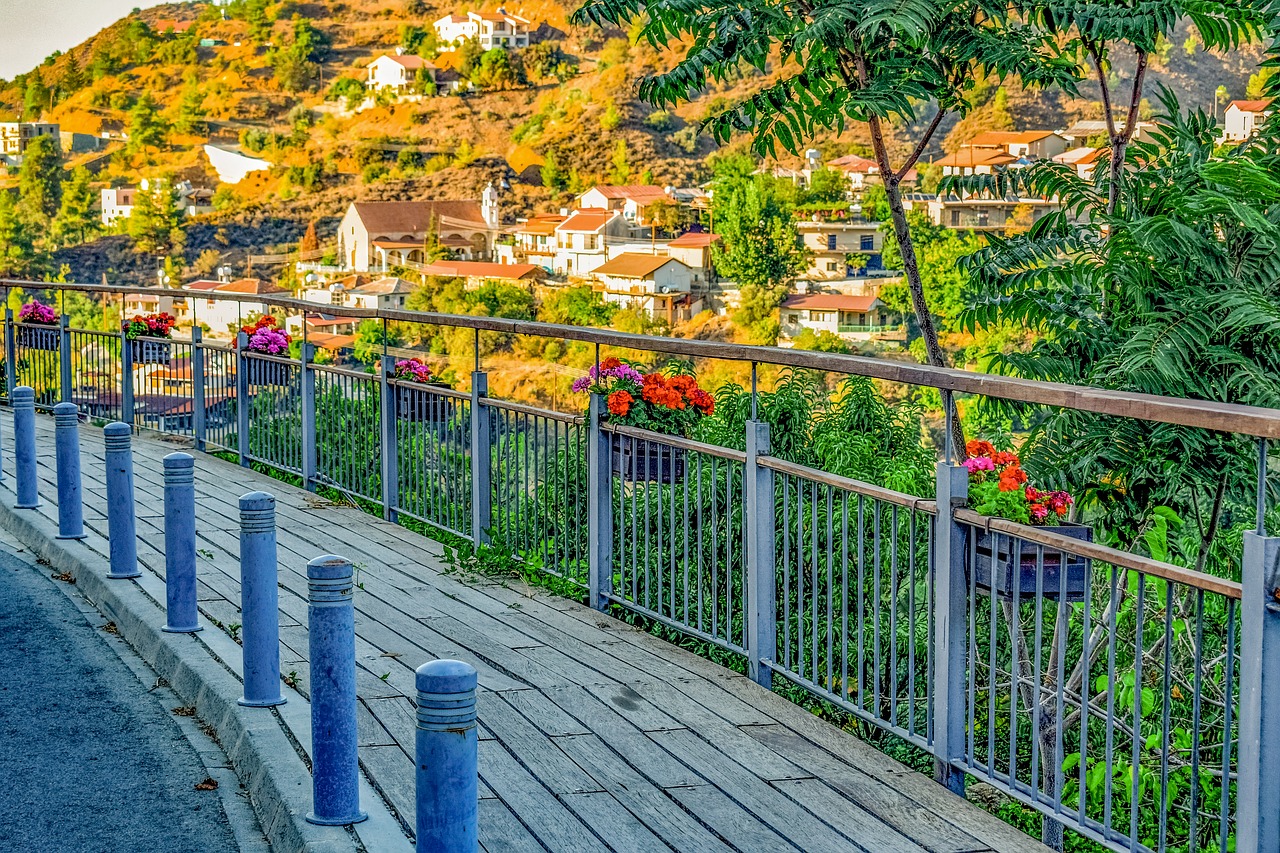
0, 493, 358, 853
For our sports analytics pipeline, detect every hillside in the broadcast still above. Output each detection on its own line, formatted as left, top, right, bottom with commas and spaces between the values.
0, 0, 1269, 284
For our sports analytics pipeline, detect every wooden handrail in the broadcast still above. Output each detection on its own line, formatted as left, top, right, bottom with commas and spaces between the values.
10, 278, 1280, 438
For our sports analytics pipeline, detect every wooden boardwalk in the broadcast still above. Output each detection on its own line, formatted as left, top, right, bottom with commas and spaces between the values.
22, 419, 1046, 853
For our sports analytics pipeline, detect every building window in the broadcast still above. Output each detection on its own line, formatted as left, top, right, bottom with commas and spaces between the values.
860, 235, 874, 251
826, 234, 837, 250
826, 262, 839, 272
584, 235, 597, 250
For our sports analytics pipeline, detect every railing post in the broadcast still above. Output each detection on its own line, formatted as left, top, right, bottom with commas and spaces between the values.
53, 402, 86, 540
744, 420, 776, 688
103, 422, 141, 579
4, 307, 15, 401
470, 371, 491, 546
931, 461, 969, 795
121, 327, 135, 426
239, 491, 285, 707
191, 327, 206, 451
305, 554, 368, 826
301, 342, 317, 491
379, 355, 398, 521
161, 452, 202, 634
236, 331, 249, 467
415, 659, 479, 853
58, 315, 72, 404
1238, 530, 1280, 853
12, 386, 39, 509
587, 393, 612, 611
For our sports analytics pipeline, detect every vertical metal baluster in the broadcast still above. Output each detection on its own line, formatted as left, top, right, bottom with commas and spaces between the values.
809, 480, 818, 686
872, 501, 882, 715
857, 495, 866, 709
683, 447, 690, 626
1030, 546, 1045, 806
783, 474, 791, 670
965, 520, 976, 763
1103, 566, 1122, 837
907, 510, 917, 736
727, 458, 736, 644
695, 454, 704, 632
889, 504, 900, 725
669, 444, 677, 620
1187, 592, 1204, 852
1008, 535, 1022, 791
1157, 582, 1174, 853
841, 493, 849, 704
796, 478, 805, 677
711, 455, 719, 636
1128, 576, 1147, 845
826, 486, 834, 699
1053, 546, 1068, 824
1219, 602, 1236, 853
1077, 562, 1093, 829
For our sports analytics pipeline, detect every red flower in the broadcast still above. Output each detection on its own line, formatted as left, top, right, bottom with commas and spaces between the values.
966, 440, 996, 458
607, 390, 633, 417
600, 357, 622, 371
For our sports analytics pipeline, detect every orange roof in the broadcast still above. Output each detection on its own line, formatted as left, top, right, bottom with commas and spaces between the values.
422, 261, 543, 279
583, 184, 670, 205
593, 253, 684, 278
377, 53, 433, 70
1053, 147, 1106, 165
1229, 99, 1273, 113
782, 293, 883, 312
667, 231, 721, 248
935, 149, 1019, 168
968, 130, 1061, 146
514, 215, 565, 236
185, 279, 224, 292
557, 208, 620, 233
828, 154, 879, 173
217, 278, 286, 295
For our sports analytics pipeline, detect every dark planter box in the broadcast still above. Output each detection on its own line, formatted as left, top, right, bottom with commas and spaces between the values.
611, 434, 685, 484
396, 385, 452, 424
243, 357, 291, 387
17, 325, 59, 351
971, 521, 1093, 602
129, 338, 171, 365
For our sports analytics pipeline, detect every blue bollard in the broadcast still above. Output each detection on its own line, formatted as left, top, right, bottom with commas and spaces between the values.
238, 491, 285, 707
12, 386, 39, 509
161, 452, 201, 634
103, 423, 141, 579
416, 659, 479, 853
306, 554, 367, 826
53, 402, 86, 540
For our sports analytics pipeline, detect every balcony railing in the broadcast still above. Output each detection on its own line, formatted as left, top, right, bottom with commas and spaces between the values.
837, 323, 895, 334
3, 279, 1279, 853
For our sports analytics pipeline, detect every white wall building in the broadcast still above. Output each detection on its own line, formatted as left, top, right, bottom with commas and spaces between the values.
337, 186, 500, 272
433, 10, 532, 49
182, 278, 287, 337
1223, 99, 1273, 142
780, 293, 888, 340
591, 253, 694, 323
366, 51, 435, 92
0, 121, 60, 159
797, 219, 884, 278
552, 208, 628, 276
965, 130, 1068, 160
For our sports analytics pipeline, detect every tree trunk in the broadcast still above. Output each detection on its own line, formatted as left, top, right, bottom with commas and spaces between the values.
883, 176, 966, 457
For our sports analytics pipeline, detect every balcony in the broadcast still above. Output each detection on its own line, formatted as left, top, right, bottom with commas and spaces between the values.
7, 281, 1280, 853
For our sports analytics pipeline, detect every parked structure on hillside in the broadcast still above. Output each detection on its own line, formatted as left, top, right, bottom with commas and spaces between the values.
421, 260, 544, 290
433, 10, 533, 48
780, 292, 889, 340
591, 253, 695, 323
1222, 99, 1273, 142
366, 50, 436, 93
336, 187, 500, 272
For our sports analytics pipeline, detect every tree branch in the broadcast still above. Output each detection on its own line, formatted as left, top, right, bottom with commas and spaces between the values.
898, 108, 947, 180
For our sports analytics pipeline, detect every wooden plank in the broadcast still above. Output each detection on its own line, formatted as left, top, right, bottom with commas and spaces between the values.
553, 734, 733, 853
479, 694, 604, 796
560, 791, 673, 853
769, 778, 931, 853
359, 744, 415, 830
478, 797, 548, 853
665, 785, 799, 853
356, 699, 398, 748
500, 688, 591, 738
364, 696, 418, 753
581, 683, 686, 733
477, 739, 609, 853
647, 728, 870, 853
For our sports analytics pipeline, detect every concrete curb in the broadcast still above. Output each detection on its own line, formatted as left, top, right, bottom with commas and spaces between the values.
0, 489, 357, 853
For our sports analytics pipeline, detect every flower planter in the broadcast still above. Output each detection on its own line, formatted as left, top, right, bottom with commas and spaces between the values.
970, 521, 1093, 602
243, 357, 291, 387
129, 338, 171, 365
18, 326, 59, 351
611, 434, 685, 484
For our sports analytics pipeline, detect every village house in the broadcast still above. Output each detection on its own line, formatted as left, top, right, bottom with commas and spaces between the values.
433, 10, 533, 49
966, 130, 1068, 160
665, 231, 720, 289
796, 218, 884, 278
421, 260, 544, 290
495, 214, 564, 269
780, 293, 889, 340
366, 50, 435, 93
182, 278, 287, 337
337, 276, 417, 310
935, 147, 1019, 177
336, 187, 500, 272
916, 193, 1060, 232
553, 208, 628, 276
101, 187, 138, 226
827, 154, 917, 192
1222, 99, 1273, 142
101, 179, 213, 226
1052, 147, 1106, 180
0, 121, 60, 162
591, 254, 695, 323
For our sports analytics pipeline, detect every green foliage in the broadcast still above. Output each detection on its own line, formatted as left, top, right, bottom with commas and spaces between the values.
599, 101, 621, 131
802, 168, 848, 205
328, 76, 367, 109
0, 193, 34, 277
540, 152, 567, 192
53, 167, 99, 247
353, 319, 403, 365
127, 92, 167, 150
272, 18, 331, 92
790, 328, 850, 353
17, 135, 62, 223
521, 43, 577, 82
859, 184, 889, 221
879, 214, 982, 329
608, 139, 630, 183
538, 285, 616, 326
127, 179, 184, 257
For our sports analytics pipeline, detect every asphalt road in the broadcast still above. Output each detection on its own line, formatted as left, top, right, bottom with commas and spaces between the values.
0, 543, 245, 853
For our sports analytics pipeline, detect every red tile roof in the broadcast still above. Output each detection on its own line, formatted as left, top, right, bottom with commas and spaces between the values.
934, 149, 1019, 168
557, 208, 621, 233
968, 130, 1061, 146
593, 253, 683, 278
667, 231, 721, 248
350, 200, 488, 235
217, 278, 287, 295
782, 293, 882, 312
422, 261, 543, 279
1229, 99, 1273, 113
378, 53, 434, 70
583, 184, 670, 206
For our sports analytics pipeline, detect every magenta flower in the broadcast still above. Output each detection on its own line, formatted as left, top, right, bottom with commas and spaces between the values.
18, 300, 57, 325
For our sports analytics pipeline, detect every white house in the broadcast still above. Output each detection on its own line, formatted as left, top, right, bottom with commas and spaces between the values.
591, 253, 694, 323
665, 231, 720, 289
780, 293, 888, 340
0, 121, 60, 159
366, 51, 436, 93
553, 208, 628, 276
1223, 99, 1273, 142
101, 179, 213, 226
181, 278, 287, 337
925, 193, 1059, 231
336, 186, 500, 272
796, 219, 884, 278
966, 130, 1068, 160
101, 187, 139, 226
828, 154, 917, 192
433, 10, 533, 49
1052, 147, 1106, 180
576, 185, 673, 225
495, 214, 565, 269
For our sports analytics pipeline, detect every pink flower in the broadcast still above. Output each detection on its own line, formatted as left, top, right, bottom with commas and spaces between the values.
963, 456, 995, 474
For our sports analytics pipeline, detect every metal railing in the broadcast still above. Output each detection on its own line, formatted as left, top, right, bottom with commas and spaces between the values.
1, 281, 1277, 853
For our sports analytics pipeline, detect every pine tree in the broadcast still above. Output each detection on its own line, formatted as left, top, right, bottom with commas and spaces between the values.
17, 135, 62, 224
53, 167, 99, 247
300, 221, 320, 253
0, 193, 34, 277
608, 140, 630, 184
